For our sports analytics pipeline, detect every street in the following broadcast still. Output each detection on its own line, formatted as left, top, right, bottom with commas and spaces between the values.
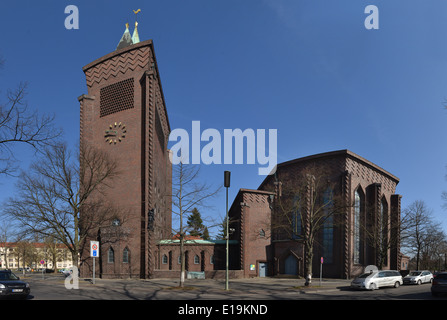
15, 273, 446, 300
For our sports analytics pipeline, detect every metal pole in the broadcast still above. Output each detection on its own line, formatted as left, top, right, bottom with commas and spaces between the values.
93, 256, 95, 285
320, 257, 323, 287
224, 171, 230, 291
225, 185, 229, 290
320, 261, 322, 286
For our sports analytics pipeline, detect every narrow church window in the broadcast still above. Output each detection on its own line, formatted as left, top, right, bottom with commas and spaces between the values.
291, 195, 301, 239
259, 229, 266, 238
194, 255, 200, 264
162, 254, 168, 264
108, 247, 115, 263
322, 187, 334, 264
123, 248, 129, 263
380, 198, 388, 266
354, 189, 363, 264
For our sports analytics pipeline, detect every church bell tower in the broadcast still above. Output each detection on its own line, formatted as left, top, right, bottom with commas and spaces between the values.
79, 14, 172, 278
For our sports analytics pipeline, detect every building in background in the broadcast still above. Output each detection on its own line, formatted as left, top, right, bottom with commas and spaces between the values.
0, 242, 73, 271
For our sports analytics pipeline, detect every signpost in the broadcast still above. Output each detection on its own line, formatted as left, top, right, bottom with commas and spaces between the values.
90, 241, 99, 284
320, 257, 323, 286
40, 260, 45, 280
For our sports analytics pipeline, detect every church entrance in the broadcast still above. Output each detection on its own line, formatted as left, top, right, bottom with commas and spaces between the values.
284, 255, 298, 275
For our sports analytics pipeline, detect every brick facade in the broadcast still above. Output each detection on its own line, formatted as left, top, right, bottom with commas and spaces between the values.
79, 40, 172, 279
258, 150, 402, 279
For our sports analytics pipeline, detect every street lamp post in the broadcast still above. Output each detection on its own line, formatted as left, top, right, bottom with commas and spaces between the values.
224, 171, 231, 291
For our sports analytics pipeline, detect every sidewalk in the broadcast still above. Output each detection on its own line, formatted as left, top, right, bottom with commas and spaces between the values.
26, 273, 353, 300
78, 276, 353, 299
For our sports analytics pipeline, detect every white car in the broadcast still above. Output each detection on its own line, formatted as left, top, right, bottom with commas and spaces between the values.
351, 270, 403, 290
403, 270, 433, 285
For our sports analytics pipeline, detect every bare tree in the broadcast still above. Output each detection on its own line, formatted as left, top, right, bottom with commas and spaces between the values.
0, 81, 62, 175
171, 162, 220, 287
400, 200, 434, 270
272, 168, 349, 286
3, 142, 120, 269
420, 226, 447, 270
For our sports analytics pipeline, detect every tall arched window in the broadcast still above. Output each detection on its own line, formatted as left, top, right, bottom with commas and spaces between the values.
291, 195, 301, 239
123, 247, 129, 263
322, 187, 334, 264
108, 247, 115, 263
380, 198, 388, 266
353, 189, 363, 264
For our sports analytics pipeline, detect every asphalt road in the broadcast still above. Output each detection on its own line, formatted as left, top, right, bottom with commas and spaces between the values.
15, 273, 445, 301
6, 273, 442, 319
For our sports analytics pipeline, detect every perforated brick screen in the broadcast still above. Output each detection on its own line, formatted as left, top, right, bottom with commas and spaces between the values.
100, 78, 134, 117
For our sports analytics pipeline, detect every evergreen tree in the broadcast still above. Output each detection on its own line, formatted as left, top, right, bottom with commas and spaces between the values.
187, 208, 206, 238
202, 227, 210, 240
216, 217, 227, 240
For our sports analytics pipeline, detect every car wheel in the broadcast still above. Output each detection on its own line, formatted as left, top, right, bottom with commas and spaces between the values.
417, 280, 422, 285
394, 281, 400, 288
369, 283, 377, 290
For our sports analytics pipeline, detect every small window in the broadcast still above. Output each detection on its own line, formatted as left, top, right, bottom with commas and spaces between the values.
162, 254, 168, 264
108, 247, 114, 263
123, 248, 129, 263
210, 255, 214, 265
178, 256, 181, 264
259, 229, 265, 238
194, 255, 200, 264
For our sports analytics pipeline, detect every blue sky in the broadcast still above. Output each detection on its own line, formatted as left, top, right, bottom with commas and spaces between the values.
1, 0, 447, 237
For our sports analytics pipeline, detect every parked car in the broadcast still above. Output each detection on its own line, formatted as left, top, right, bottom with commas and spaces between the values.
431, 272, 447, 297
0, 270, 30, 299
62, 267, 80, 277
403, 270, 433, 285
351, 270, 403, 290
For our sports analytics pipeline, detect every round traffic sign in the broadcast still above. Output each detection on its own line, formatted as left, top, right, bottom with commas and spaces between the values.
40, 260, 45, 265
92, 244, 98, 250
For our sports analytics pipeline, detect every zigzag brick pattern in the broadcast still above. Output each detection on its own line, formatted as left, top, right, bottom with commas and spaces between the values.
85, 47, 150, 88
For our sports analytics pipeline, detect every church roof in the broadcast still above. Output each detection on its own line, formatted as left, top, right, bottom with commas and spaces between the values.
258, 149, 399, 189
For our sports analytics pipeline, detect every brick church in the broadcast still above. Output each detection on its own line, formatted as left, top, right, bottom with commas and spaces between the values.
79, 23, 403, 280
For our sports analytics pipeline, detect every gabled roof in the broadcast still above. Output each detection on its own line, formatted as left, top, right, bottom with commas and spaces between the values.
228, 188, 275, 216
258, 149, 399, 189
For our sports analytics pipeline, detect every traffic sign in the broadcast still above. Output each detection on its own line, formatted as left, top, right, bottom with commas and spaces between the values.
90, 241, 99, 257
40, 260, 45, 265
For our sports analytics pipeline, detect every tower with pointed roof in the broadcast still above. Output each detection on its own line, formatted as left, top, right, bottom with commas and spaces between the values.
79, 14, 172, 279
